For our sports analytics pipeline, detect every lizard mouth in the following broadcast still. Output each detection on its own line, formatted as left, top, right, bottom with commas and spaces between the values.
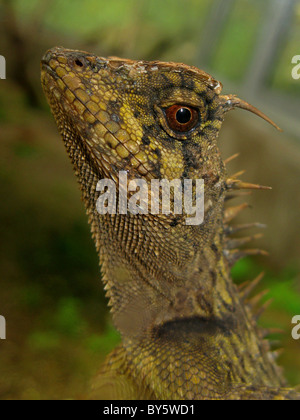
41, 61, 60, 82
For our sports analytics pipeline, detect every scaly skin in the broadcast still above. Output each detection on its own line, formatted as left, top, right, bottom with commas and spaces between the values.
41, 47, 299, 400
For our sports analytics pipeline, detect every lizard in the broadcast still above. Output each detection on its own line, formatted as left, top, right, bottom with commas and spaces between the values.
41, 46, 300, 400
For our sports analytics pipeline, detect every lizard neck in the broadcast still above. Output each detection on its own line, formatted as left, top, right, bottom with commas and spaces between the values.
68, 146, 284, 399
66, 135, 237, 334
94, 196, 228, 338
58, 127, 229, 339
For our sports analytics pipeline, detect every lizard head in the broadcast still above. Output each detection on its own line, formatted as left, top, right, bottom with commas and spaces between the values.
41, 47, 279, 230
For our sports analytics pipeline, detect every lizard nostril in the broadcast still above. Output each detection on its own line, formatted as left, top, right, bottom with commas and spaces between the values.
74, 58, 84, 68
69, 57, 86, 70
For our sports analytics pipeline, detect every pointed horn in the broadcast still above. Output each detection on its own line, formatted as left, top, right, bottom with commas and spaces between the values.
224, 153, 240, 165
226, 179, 272, 191
224, 202, 250, 223
221, 94, 282, 132
225, 233, 263, 250
254, 298, 273, 321
240, 272, 265, 300
225, 223, 267, 235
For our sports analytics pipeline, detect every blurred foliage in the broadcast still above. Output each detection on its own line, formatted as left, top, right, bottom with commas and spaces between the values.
232, 258, 300, 385
5, 0, 299, 93
0, 0, 299, 399
232, 258, 300, 318
1, 0, 299, 105
211, 0, 263, 81
9, 0, 212, 64
272, 3, 300, 94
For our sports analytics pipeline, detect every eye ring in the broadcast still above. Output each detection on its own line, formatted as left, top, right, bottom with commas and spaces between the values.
164, 105, 199, 132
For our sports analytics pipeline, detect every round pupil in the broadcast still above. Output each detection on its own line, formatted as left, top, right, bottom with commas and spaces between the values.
176, 107, 192, 124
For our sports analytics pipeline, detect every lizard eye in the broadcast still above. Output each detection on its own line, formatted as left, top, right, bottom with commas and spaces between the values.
165, 105, 199, 132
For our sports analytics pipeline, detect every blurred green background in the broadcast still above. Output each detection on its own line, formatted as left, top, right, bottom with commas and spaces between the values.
0, 0, 299, 399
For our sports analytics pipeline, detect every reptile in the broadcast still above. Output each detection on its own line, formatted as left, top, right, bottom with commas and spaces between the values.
41, 47, 300, 400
